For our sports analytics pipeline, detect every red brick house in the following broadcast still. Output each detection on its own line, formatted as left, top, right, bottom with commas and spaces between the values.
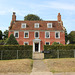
8, 12, 65, 52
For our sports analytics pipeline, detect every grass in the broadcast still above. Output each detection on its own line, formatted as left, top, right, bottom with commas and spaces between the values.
44, 58, 75, 73
0, 59, 33, 73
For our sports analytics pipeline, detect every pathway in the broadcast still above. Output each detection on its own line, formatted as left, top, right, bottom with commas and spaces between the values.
30, 52, 53, 75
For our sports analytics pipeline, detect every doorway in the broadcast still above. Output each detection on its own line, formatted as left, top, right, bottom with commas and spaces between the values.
35, 43, 39, 52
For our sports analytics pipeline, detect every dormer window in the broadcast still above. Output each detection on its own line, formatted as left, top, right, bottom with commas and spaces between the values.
47, 23, 52, 28
21, 23, 26, 28
34, 23, 39, 28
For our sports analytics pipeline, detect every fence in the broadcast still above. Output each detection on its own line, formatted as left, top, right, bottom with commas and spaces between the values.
0, 50, 32, 60
44, 50, 75, 58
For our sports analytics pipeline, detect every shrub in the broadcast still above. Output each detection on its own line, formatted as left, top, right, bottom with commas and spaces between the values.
0, 45, 32, 60
44, 45, 75, 58
52, 42, 63, 45
6, 34, 19, 45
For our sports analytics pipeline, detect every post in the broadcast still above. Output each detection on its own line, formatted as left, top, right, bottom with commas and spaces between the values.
74, 50, 75, 58
1, 51, 3, 60
17, 50, 18, 59
57, 50, 59, 58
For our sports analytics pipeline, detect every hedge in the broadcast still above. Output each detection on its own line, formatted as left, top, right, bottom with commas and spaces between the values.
44, 44, 75, 58
0, 45, 32, 60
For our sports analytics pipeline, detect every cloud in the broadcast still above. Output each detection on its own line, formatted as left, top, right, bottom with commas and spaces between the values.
39, 1, 75, 10
0, 1, 75, 16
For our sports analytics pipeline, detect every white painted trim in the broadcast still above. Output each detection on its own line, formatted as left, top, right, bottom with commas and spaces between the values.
45, 42, 50, 45
21, 23, 26, 28
24, 31, 29, 38
14, 31, 19, 38
24, 42, 29, 45
47, 23, 52, 28
34, 31, 39, 38
33, 41, 40, 52
45, 31, 50, 38
10, 30, 64, 32
55, 31, 60, 39
34, 23, 39, 28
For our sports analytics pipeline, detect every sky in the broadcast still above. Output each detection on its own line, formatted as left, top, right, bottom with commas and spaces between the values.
0, 0, 75, 34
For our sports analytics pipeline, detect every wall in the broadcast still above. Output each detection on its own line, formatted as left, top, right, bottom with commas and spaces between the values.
9, 31, 65, 51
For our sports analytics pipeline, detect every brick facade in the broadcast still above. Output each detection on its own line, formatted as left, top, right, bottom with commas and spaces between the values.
8, 12, 65, 52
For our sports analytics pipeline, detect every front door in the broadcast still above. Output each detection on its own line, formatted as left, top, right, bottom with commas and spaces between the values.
35, 43, 39, 52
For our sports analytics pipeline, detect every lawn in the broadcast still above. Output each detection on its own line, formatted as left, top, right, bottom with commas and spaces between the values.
44, 58, 75, 73
0, 59, 33, 73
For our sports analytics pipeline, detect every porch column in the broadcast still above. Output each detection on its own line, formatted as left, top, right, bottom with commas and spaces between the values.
33, 42, 35, 52
39, 42, 40, 52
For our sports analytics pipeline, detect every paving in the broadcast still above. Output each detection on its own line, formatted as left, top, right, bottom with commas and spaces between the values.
0, 73, 30, 75
30, 52, 53, 75
53, 72, 75, 75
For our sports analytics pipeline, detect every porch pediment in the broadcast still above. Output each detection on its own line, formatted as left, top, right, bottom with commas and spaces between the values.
33, 39, 41, 42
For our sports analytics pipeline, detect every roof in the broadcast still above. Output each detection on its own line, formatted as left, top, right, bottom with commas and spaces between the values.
9, 20, 64, 31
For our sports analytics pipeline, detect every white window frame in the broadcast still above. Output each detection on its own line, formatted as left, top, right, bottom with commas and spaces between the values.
45, 31, 50, 38
24, 31, 29, 38
14, 31, 19, 38
35, 31, 39, 38
34, 23, 39, 28
55, 31, 60, 39
24, 42, 29, 45
21, 23, 26, 28
47, 23, 52, 28
45, 42, 50, 45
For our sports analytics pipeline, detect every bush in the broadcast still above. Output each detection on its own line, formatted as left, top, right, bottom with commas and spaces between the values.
44, 44, 75, 58
0, 39, 8, 45
52, 42, 63, 45
6, 34, 19, 45
0, 45, 32, 60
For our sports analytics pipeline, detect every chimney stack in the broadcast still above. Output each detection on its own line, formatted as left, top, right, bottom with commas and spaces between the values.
12, 12, 16, 22
57, 13, 61, 22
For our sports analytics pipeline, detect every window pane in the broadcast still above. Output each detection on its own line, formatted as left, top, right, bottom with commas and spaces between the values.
46, 42, 49, 45
25, 43, 28, 45
25, 33, 28, 37
46, 32, 49, 38
48, 25, 51, 28
35, 32, 39, 37
22, 25, 25, 28
56, 33, 59, 38
35, 23, 39, 28
15, 33, 18, 37
36, 25, 39, 28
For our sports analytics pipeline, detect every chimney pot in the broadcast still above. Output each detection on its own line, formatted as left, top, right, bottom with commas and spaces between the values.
57, 13, 61, 21
12, 12, 16, 22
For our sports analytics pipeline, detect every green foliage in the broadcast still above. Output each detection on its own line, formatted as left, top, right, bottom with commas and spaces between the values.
24, 14, 42, 21
68, 31, 75, 44
6, 34, 19, 45
0, 45, 32, 60
65, 29, 68, 44
52, 42, 63, 45
0, 40, 5, 45
0, 30, 2, 40
44, 45, 75, 58
0, 38, 8, 45
4, 30, 8, 39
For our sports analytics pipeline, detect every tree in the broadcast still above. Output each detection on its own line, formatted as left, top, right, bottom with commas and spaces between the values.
4, 30, 8, 39
0, 30, 2, 40
24, 14, 42, 21
68, 31, 75, 44
65, 29, 68, 44
6, 34, 19, 45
